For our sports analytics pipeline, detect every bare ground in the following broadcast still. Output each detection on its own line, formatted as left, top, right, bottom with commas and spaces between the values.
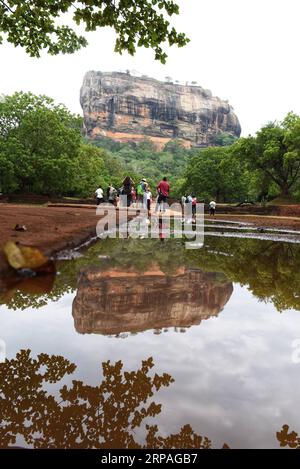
0, 204, 100, 277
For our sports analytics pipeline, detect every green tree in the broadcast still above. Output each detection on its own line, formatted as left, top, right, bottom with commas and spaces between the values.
0, 91, 82, 136
214, 132, 238, 147
0, 91, 111, 196
163, 140, 189, 156
92, 137, 193, 194
171, 177, 186, 198
183, 146, 249, 202
233, 113, 300, 198
71, 143, 107, 197
0, 150, 16, 193
0, 0, 189, 63
0, 94, 82, 194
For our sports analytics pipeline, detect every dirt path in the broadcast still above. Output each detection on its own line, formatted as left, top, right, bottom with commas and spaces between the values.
0, 204, 102, 277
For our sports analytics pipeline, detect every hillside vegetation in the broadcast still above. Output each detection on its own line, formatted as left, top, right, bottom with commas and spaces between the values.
1, 92, 300, 203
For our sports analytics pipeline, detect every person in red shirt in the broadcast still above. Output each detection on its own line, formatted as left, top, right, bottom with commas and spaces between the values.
156, 177, 170, 213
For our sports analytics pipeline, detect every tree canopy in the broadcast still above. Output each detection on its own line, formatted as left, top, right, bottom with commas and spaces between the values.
0, 0, 189, 63
0, 349, 215, 448
179, 112, 300, 203
93, 137, 194, 194
2, 92, 300, 204
0, 91, 108, 196
183, 146, 249, 202
233, 113, 300, 198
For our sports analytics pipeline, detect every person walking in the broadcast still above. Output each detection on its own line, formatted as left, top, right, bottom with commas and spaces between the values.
136, 179, 146, 207
122, 176, 134, 207
184, 194, 193, 223
156, 177, 170, 212
106, 183, 112, 201
144, 187, 152, 215
209, 199, 216, 216
192, 195, 197, 218
107, 184, 117, 206
95, 186, 104, 205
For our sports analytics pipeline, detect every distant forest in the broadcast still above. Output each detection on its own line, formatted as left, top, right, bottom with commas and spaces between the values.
1, 92, 300, 203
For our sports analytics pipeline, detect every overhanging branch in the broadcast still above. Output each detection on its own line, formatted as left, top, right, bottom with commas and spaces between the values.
0, 0, 14, 14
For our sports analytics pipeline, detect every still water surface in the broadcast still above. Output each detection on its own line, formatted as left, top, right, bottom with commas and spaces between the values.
1, 231, 300, 448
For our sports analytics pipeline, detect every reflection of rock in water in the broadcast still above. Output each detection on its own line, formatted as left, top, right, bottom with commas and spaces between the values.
72, 265, 233, 335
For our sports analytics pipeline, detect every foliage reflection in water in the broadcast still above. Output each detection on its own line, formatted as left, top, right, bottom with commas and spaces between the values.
0, 349, 298, 449
1, 237, 300, 314
0, 350, 214, 449
1, 237, 300, 448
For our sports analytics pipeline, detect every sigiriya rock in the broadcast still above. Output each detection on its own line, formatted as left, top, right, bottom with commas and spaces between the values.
80, 71, 241, 149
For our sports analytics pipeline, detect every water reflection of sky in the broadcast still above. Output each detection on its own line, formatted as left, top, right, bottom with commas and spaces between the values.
1, 283, 300, 448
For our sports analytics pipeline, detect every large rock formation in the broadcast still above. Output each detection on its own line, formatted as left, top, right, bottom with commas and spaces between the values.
80, 71, 241, 149
72, 265, 233, 335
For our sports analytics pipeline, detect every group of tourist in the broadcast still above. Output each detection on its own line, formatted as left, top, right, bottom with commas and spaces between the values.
181, 194, 216, 216
95, 177, 216, 215
94, 176, 170, 213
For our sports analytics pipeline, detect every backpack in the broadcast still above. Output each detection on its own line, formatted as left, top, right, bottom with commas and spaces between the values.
137, 184, 144, 195
185, 196, 192, 203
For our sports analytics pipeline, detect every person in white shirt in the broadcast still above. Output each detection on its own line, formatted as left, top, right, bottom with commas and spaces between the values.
143, 188, 152, 214
95, 186, 104, 205
184, 194, 193, 223
209, 200, 216, 216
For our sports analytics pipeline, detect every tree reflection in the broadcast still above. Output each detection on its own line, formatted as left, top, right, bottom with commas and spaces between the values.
187, 238, 300, 312
0, 350, 213, 449
2, 350, 298, 449
0, 239, 188, 310
0, 273, 56, 310
3, 236, 300, 313
277, 424, 300, 448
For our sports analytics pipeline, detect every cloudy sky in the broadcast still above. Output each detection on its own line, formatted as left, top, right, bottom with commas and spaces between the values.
1, 0, 299, 135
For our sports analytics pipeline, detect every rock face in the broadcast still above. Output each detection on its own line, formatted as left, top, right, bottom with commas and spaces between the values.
80, 71, 241, 149
72, 265, 233, 335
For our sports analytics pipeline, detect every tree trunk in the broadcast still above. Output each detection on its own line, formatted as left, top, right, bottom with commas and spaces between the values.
280, 185, 290, 197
